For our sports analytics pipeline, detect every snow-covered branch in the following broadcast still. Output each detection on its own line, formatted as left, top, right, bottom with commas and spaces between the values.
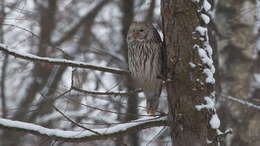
0, 44, 129, 75
0, 116, 167, 142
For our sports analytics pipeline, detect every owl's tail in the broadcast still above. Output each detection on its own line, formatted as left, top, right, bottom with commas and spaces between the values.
146, 99, 159, 115
143, 79, 162, 115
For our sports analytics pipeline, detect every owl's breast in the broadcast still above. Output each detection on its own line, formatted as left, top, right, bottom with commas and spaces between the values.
128, 41, 161, 82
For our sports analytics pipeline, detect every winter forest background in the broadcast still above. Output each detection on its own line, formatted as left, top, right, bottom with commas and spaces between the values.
0, 0, 260, 146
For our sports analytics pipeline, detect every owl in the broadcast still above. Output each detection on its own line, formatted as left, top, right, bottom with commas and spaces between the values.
127, 21, 163, 115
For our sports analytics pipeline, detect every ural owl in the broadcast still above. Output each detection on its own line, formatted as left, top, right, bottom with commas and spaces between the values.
127, 21, 163, 115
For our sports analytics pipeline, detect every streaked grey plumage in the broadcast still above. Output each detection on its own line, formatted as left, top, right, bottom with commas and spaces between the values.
127, 21, 163, 115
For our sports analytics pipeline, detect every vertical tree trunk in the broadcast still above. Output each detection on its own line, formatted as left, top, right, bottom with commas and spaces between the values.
0, 0, 7, 119
161, 0, 218, 145
2, 1, 58, 146
0, 1, 8, 146
120, 1, 139, 146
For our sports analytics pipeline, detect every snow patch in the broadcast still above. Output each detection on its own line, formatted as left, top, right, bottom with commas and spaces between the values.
189, 62, 196, 68
0, 43, 8, 48
255, 74, 260, 83
203, 68, 215, 84
192, 0, 200, 3
201, 13, 210, 24
195, 26, 207, 36
210, 114, 220, 129
195, 26, 215, 84
195, 96, 215, 111
203, 0, 211, 12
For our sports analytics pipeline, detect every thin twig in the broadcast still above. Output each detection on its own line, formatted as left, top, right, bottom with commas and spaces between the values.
72, 86, 142, 96
220, 94, 260, 110
65, 97, 161, 117
52, 105, 101, 135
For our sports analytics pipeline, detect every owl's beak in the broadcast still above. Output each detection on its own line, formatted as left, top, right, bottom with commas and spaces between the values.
132, 32, 139, 40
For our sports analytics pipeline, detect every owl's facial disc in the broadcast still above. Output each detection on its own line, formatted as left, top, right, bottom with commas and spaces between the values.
133, 28, 147, 41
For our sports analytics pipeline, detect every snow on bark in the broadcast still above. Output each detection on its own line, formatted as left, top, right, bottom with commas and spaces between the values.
203, 0, 211, 12
195, 95, 215, 111
201, 13, 210, 24
209, 114, 220, 129
193, 0, 222, 139
194, 27, 215, 84
189, 62, 196, 68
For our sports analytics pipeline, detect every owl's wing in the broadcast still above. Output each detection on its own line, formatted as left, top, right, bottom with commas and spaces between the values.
151, 25, 166, 80
151, 25, 163, 44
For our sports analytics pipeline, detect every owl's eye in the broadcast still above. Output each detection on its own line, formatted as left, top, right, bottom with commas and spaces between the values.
139, 29, 144, 32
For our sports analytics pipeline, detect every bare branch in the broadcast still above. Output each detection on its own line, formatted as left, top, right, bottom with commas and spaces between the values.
52, 105, 101, 135
0, 116, 167, 142
52, 0, 110, 46
0, 44, 129, 75
72, 86, 142, 96
65, 97, 162, 117
220, 94, 260, 110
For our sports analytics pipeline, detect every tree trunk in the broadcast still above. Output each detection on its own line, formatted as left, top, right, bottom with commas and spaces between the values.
161, 0, 218, 145
120, 0, 139, 146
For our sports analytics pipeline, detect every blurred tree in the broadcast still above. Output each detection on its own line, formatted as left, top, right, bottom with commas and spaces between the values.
119, 0, 139, 145
216, 1, 260, 146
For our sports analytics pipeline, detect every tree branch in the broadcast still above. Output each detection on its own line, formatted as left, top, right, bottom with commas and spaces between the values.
0, 44, 129, 75
220, 94, 260, 110
52, 0, 110, 46
0, 116, 167, 142
72, 86, 141, 96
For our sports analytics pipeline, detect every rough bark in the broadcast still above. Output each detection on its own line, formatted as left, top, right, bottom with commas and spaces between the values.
161, 0, 217, 145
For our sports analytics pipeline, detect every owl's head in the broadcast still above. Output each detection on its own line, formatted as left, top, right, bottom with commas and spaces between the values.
127, 22, 155, 43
